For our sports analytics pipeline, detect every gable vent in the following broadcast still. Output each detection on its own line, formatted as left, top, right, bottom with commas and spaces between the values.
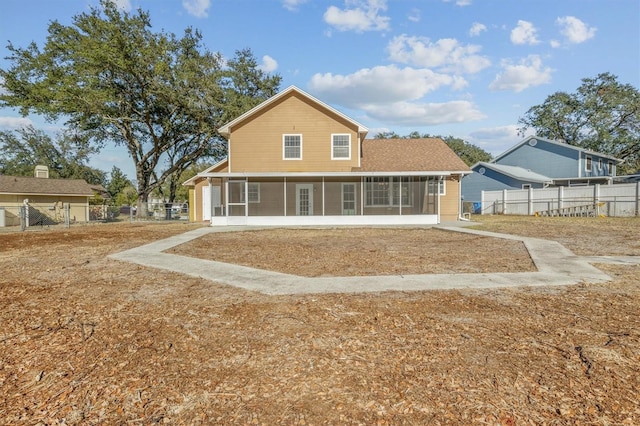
34, 165, 49, 179
529, 139, 538, 146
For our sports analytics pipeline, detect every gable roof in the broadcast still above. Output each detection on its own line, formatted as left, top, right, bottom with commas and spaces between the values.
494, 135, 623, 163
472, 162, 553, 184
182, 159, 229, 186
357, 138, 471, 173
217, 86, 369, 137
0, 175, 94, 196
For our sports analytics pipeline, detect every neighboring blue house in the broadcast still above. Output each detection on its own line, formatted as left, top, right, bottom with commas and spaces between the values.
462, 136, 623, 205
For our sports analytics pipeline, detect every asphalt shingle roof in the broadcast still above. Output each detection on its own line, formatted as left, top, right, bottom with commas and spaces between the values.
0, 175, 95, 196
473, 162, 553, 183
357, 138, 471, 172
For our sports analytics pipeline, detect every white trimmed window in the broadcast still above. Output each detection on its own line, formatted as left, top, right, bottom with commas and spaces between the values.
365, 177, 412, 206
247, 183, 260, 203
428, 178, 446, 196
283, 134, 302, 160
331, 134, 351, 159
240, 183, 260, 203
585, 155, 592, 172
598, 158, 603, 170
608, 161, 615, 175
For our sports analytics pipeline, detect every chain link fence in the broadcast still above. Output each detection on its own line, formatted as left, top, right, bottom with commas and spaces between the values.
1, 199, 190, 232
0, 203, 71, 231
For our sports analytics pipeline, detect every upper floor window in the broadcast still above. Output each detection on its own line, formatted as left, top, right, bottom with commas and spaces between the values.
283, 134, 302, 160
332, 134, 351, 160
598, 158, 603, 170
608, 161, 615, 175
585, 155, 592, 172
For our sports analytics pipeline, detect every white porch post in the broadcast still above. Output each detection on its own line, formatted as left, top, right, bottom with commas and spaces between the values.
322, 177, 325, 216
208, 177, 214, 224
224, 179, 229, 217
360, 177, 364, 215
283, 177, 287, 216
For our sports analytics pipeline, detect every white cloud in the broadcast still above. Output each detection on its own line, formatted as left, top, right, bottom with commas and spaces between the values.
489, 55, 553, 92
442, 0, 472, 6
182, 0, 210, 18
309, 65, 459, 106
259, 55, 278, 73
282, 0, 308, 11
308, 65, 484, 126
323, 0, 390, 33
556, 16, 596, 44
407, 8, 420, 23
469, 22, 487, 37
387, 35, 490, 74
469, 125, 519, 141
107, 0, 131, 12
364, 100, 485, 126
468, 125, 535, 155
510, 20, 539, 45
0, 116, 33, 130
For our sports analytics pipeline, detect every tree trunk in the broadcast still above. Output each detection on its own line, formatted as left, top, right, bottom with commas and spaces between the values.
137, 190, 150, 218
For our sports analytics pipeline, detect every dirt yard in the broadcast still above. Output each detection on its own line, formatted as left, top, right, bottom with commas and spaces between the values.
1, 216, 639, 424
168, 228, 535, 276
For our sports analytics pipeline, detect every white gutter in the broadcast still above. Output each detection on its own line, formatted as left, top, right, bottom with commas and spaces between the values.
197, 170, 472, 178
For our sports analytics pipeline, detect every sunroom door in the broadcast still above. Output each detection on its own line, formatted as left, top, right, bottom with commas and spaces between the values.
227, 180, 247, 225
296, 184, 314, 216
342, 183, 356, 215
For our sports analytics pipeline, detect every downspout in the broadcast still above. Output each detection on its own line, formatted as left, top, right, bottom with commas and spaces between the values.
437, 176, 442, 224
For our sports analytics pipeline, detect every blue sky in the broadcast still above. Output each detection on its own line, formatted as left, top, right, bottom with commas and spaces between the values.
1, 0, 639, 181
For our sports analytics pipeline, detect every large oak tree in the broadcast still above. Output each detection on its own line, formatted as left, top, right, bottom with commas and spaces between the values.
0, 1, 281, 213
0, 126, 106, 185
518, 73, 639, 174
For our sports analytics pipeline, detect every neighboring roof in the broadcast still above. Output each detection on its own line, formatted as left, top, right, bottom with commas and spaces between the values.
472, 162, 553, 184
0, 175, 94, 196
218, 86, 369, 137
90, 183, 110, 199
357, 138, 471, 173
613, 173, 640, 183
493, 135, 623, 163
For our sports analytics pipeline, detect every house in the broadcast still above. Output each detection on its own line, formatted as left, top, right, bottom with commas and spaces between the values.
462, 135, 623, 204
184, 86, 471, 226
0, 166, 95, 226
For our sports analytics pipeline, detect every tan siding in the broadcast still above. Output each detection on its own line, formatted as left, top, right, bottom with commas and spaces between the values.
440, 177, 461, 221
192, 177, 224, 222
229, 93, 360, 173
188, 188, 195, 222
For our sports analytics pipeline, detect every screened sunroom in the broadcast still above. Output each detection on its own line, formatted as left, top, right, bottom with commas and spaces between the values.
199, 172, 449, 226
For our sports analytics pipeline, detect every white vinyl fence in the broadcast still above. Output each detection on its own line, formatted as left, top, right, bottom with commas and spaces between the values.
481, 182, 640, 217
